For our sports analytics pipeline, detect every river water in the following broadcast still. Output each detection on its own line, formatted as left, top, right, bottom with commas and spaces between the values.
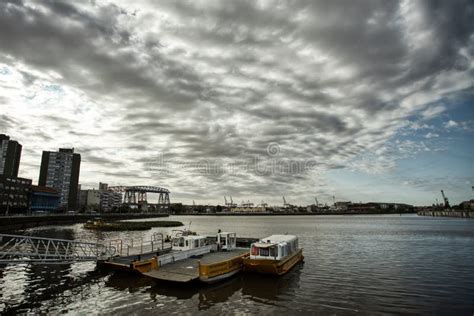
1, 214, 473, 315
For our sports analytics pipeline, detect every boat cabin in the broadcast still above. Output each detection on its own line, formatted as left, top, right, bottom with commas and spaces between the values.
250, 235, 299, 261
172, 235, 207, 251
217, 232, 237, 251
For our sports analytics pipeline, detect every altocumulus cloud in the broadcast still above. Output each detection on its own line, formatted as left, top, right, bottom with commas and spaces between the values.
0, 0, 473, 204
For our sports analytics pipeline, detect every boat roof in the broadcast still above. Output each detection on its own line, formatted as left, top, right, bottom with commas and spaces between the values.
253, 242, 277, 248
184, 235, 206, 240
173, 235, 206, 240
218, 232, 236, 235
260, 234, 297, 243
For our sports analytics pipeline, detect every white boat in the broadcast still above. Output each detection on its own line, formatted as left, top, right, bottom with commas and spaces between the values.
243, 234, 303, 275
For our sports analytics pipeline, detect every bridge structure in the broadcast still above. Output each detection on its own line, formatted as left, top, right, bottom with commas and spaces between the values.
108, 186, 170, 210
0, 233, 117, 263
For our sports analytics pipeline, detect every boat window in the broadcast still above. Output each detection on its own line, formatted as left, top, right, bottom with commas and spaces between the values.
200, 239, 205, 247
269, 246, 276, 257
251, 246, 258, 255
179, 238, 185, 247
185, 240, 189, 247
194, 240, 199, 248
173, 239, 179, 247
222, 238, 227, 245
260, 248, 269, 256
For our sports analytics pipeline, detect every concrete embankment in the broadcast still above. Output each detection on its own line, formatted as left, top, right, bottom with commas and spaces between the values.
0, 213, 169, 231
175, 211, 416, 216
417, 210, 473, 218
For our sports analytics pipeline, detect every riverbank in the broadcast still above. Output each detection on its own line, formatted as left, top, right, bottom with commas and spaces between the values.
84, 220, 183, 231
0, 213, 169, 231
417, 210, 473, 218
172, 211, 416, 216
0, 211, 420, 231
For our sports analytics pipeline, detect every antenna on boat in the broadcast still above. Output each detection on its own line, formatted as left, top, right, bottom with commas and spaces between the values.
188, 221, 192, 231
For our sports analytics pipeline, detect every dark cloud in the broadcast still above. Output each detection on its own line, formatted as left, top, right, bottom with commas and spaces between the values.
0, 0, 473, 204
0, 114, 16, 130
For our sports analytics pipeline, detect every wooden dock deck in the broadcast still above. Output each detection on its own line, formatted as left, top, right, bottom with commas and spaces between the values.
142, 249, 249, 283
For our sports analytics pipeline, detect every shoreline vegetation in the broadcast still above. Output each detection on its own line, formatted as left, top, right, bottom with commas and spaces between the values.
84, 220, 184, 231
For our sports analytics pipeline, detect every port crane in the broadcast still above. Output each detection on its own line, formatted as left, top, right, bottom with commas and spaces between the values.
224, 196, 237, 207
282, 196, 294, 208
440, 190, 450, 208
230, 196, 237, 207
283, 196, 289, 208
242, 200, 254, 208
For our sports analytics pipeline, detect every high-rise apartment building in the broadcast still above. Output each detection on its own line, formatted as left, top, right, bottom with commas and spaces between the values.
0, 134, 32, 214
38, 148, 81, 210
0, 134, 22, 178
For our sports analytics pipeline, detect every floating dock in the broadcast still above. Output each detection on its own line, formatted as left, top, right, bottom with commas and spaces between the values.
98, 235, 258, 284
143, 248, 249, 283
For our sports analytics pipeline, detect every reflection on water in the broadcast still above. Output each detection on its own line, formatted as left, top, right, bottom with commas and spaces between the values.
1, 215, 474, 314
242, 264, 303, 302
102, 262, 304, 313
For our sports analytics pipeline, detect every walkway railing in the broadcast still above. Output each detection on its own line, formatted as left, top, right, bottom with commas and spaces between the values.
0, 234, 117, 263
108, 233, 168, 257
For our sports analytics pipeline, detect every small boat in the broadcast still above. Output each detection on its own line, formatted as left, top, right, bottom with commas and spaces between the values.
243, 234, 303, 275
83, 218, 106, 229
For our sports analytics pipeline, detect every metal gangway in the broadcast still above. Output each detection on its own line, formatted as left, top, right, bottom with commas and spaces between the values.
0, 234, 117, 264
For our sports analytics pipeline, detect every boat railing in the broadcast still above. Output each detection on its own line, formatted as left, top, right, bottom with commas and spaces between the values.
109, 234, 170, 256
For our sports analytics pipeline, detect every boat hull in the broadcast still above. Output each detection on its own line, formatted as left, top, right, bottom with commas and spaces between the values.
199, 252, 249, 283
243, 249, 303, 275
200, 267, 242, 284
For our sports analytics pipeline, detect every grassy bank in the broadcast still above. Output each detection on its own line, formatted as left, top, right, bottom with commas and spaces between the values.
84, 220, 184, 231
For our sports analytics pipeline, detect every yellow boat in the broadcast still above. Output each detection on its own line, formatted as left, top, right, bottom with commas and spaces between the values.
243, 234, 303, 275
83, 218, 106, 229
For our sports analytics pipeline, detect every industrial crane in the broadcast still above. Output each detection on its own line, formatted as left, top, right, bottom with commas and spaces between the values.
440, 190, 450, 208
283, 196, 289, 208
224, 196, 236, 207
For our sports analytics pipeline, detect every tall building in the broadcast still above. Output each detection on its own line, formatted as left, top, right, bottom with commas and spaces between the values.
100, 190, 122, 212
0, 134, 22, 178
99, 182, 108, 191
77, 183, 122, 212
0, 175, 32, 214
0, 134, 32, 215
39, 148, 81, 211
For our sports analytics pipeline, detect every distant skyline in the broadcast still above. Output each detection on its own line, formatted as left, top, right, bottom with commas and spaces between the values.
0, 0, 473, 206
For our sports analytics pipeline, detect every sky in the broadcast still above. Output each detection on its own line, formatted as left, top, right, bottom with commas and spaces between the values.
0, 0, 473, 206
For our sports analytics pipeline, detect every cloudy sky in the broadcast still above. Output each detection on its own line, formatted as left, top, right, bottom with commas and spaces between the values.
1, 0, 473, 206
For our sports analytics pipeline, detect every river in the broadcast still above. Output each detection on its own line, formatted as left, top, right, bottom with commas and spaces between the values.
1, 214, 473, 315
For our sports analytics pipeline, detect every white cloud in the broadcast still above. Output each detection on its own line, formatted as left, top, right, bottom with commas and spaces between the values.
425, 132, 439, 139
445, 120, 459, 128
